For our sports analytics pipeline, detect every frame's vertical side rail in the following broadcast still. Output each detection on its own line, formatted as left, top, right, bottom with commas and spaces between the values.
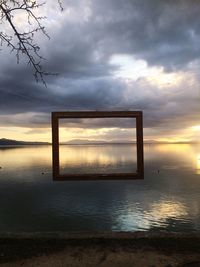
52, 112, 59, 179
136, 112, 144, 178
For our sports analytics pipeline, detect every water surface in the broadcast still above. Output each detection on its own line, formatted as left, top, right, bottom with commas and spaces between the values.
0, 144, 200, 233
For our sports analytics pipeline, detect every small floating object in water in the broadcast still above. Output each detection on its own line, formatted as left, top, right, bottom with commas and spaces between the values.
41, 172, 45, 175
157, 169, 160, 174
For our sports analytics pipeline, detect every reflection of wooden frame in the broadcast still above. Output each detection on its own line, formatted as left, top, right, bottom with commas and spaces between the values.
52, 111, 144, 181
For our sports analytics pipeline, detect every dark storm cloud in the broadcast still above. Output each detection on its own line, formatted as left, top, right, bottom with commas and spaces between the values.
0, 64, 126, 115
0, 65, 199, 131
38, 0, 200, 76
59, 118, 136, 130
0, 60, 130, 128
0, 0, 200, 135
87, 0, 200, 70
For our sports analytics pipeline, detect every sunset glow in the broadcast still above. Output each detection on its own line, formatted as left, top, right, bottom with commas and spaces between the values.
1, 124, 200, 143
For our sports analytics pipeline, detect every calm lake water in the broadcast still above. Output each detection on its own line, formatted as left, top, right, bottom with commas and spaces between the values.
0, 144, 200, 233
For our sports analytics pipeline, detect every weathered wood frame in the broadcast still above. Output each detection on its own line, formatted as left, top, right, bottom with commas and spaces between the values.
52, 111, 144, 180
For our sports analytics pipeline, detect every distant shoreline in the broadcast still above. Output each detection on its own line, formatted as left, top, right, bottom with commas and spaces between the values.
61, 142, 200, 145
0, 142, 199, 148
0, 138, 199, 147
0, 138, 50, 146
0, 144, 51, 148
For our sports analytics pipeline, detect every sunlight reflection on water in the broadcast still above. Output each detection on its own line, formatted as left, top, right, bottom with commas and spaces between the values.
59, 144, 137, 174
196, 154, 200, 175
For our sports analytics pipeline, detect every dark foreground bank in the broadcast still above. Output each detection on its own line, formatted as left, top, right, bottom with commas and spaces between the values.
0, 232, 200, 267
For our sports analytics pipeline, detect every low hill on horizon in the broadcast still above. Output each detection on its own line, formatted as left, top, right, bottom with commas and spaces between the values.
63, 139, 199, 145
63, 139, 138, 145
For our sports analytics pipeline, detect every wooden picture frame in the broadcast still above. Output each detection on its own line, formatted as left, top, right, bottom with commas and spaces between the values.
52, 111, 144, 180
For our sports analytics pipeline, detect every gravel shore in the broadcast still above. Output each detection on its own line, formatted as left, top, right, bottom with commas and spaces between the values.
0, 232, 200, 267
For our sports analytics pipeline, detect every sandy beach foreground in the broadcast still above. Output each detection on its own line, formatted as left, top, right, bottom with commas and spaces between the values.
0, 232, 200, 267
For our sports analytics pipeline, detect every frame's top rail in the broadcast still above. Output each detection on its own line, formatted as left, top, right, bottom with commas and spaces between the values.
52, 111, 142, 119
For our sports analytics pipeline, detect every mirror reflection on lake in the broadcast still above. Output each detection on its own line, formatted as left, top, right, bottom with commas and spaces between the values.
59, 144, 137, 174
0, 144, 200, 233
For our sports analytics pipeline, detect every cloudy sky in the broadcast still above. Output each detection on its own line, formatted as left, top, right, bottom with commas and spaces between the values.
0, 0, 200, 142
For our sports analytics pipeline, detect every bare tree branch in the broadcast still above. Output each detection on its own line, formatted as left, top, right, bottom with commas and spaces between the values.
0, 0, 62, 86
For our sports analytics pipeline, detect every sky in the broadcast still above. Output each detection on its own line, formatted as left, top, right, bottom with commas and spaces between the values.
0, 0, 200, 143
